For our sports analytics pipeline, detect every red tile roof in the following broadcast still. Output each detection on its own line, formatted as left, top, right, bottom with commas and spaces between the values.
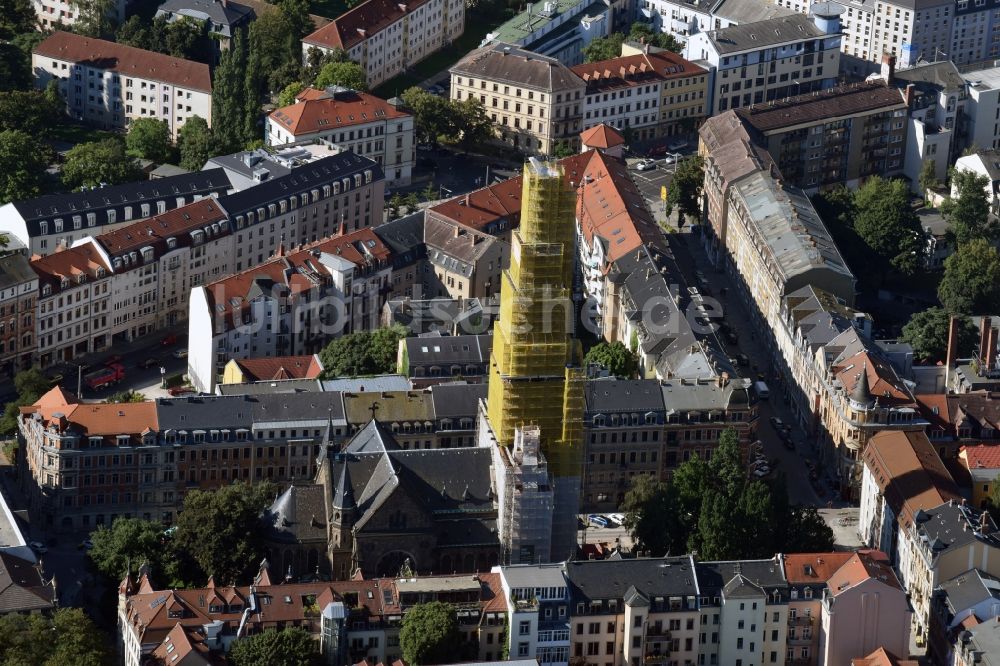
303, 0, 433, 51
231, 355, 323, 382
31, 242, 112, 296
580, 123, 625, 148
571, 50, 704, 93
834, 350, 914, 407
427, 151, 596, 233
22, 385, 158, 437
863, 430, 961, 530
851, 647, 919, 666
33, 31, 211, 92
961, 443, 1000, 470
96, 199, 228, 258
828, 551, 902, 594
204, 228, 391, 331
269, 88, 410, 136
782, 552, 854, 584
149, 623, 211, 666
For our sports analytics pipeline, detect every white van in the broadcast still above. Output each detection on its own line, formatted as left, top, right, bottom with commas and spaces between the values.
754, 380, 770, 399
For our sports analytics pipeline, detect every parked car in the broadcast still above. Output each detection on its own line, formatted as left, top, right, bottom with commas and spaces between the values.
78, 539, 93, 551
646, 143, 668, 157
161, 334, 178, 346
29, 541, 47, 554
663, 154, 677, 165
770, 416, 784, 430
752, 468, 771, 479
635, 159, 657, 171
104, 355, 123, 366
172, 348, 188, 359
606, 513, 625, 526
587, 514, 608, 528
138, 357, 159, 369
167, 386, 195, 397
668, 139, 688, 152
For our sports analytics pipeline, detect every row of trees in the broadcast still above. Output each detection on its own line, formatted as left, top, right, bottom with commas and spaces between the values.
582, 22, 682, 63
116, 14, 214, 63
622, 429, 834, 559
88, 481, 277, 586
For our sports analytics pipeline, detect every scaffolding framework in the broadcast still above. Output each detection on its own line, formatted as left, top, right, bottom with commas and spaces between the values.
486, 159, 584, 478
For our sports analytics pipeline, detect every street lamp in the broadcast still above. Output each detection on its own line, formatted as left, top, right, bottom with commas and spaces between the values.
439, 185, 452, 199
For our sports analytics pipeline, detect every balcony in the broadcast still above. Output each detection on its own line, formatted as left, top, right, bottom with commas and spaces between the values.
788, 615, 814, 627
644, 652, 670, 665
645, 627, 671, 639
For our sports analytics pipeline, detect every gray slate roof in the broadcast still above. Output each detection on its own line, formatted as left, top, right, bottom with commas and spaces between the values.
696, 558, 788, 598
707, 14, 827, 55
566, 556, 699, 601
913, 502, 1000, 565
260, 484, 327, 544
939, 569, 1000, 616
0, 253, 36, 290
430, 383, 488, 419
321, 375, 411, 393
450, 43, 584, 92
156, 0, 254, 28
0, 552, 54, 614
404, 334, 491, 367
155, 395, 256, 430
585, 379, 666, 413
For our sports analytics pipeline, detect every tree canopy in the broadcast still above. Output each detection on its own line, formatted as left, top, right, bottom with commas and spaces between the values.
900, 307, 978, 362
89, 516, 172, 581
0, 89, 61, 135
171, 481, 277, 584
584, 341, 638, 378
942, 169, 996, 246
666, 155, 704, 224
178, 115, 214, 171
0, 0, 35, 41
1, 368, 52, 435
72, 0, 118, 39
401, 87, 455, 145
229, 627, 319, 666
319, 324, 408, 378
62, 138, 140, 190
0, 130, 52, 205
938, 238, 1000, 315
0, 608, 112, 666
212, 29, 256, 154
852, 176, 924, 276
622, 429, 833, 559
582, 32, 625, 63
276, 81, 306, 107
126, 118, 173, 163
314, 61, 368, 91
400, 601, 459, 665
628, 22, 682, 52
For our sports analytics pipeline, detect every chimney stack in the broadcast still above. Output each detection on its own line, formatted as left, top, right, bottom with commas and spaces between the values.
904, 83, 916, 107
987, 325, 999, 374
946, 315, 962, 386
880, 53, 896, 83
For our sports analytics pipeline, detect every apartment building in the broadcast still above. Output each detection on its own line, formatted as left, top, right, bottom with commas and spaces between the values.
958, 444, 1000, 508
684, 13, 842, 115
566, 556, 702, 666
155, 0, 255, 54
423, 215, 507, 300
31, 243, 113, 367
639, 0, 795, 46
479, 0, 613, 66
571, 48, 709, 141
734, 80, 908, 191
398, 333, 491, 387
32, 31, 212, 140
896, 500, 1000, 645
582, 378, 756, 510
819, 551, 912, 666
187, 229, 392, 393
266, 87, 416, 187
450, 43, 586, 155
782, 552, 854, 666
495, 564, 571, 666
301, 0, 465, 89
953, 617, 1000, 666
0, 254, 38, 377
928, 568, 1000, 664
0, 170, 232, 256
962, 66, 1000, 152
32, 0, 127, 29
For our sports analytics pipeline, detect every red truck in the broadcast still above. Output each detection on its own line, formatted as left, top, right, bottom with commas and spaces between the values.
85, 363, 125, 390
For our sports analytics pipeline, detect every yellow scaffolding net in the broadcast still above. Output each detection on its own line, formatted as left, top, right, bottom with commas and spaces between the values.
486, 159, 584, 478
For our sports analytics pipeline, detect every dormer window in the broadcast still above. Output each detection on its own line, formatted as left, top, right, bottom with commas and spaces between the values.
42, 285, 52, 296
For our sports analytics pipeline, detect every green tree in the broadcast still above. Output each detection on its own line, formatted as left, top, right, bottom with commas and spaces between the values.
403, 192, 421, 214
229, 627, 319, 666
165, 16, 212, 61
421, 182, 437, 202
621, 474, 686, 555
939, 238, 1000, 315
303, 45, 349, 83
812, 185, 879, 282
552, 141, 576, 158
853, 176, 924, 276
126, 118, 173, 162
212, 29, 251, 153
276, 81, 306, 107
62, 138, 140, 190
400, 601, 459, 666
104, 390, 145, 403
452, 96, 494, 152
0, 368, 52, 435
72, 0, 118, 39
0, 0, 35, 41
919, 158, 941, 199
178, 115, 213, 171
942, 169, 996, 245
318, 324, 408, 378
400, 87, 454, 144
249, 9, 301, 94
666, 155, 703, 224
278, 0, 313, 40
584, 341, 637, 378
0, 608, 112, 666
0, 89, 61, 135
900, 307, 978, 362
386, 192, 403, 220
629, 21, 682, 52
171, 481, 278, 583
116, 14, 151, 49
783, 506, 835, 552
314, 60, 368, 91
88, 516, 170, 580
0, 43, 31, 92
0, 130, 52, 205
582, 32, 625, 62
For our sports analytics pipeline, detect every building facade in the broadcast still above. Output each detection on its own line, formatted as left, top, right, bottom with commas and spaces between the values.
0, 253, 39, 378
33, 31, 212, 140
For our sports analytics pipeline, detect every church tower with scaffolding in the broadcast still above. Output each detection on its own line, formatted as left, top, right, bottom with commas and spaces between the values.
480, 157, 585, 563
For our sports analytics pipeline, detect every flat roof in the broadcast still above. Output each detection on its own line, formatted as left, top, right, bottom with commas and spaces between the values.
395, 576, 481, 593
486, 0, 592, 45
736, 81, 904, 132
500, 563, 568, 590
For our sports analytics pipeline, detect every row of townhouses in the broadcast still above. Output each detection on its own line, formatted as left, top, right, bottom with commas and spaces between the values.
117, 551, 912, 666
0, 145, 384, 376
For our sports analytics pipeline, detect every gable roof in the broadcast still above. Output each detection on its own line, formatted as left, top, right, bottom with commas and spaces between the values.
705, 13, 827, 55
34, 31, 211, 92
269, 88, 410, 136
827, 551, 902, 595
231, 355, 323, 382
30, 242, 113, 296
0, 551, 55, 614
781, 552, 854, 584
23, 386, 157, 436
302, 0, 435, 50
566, 555, 699, 602
95, 198, 229, 260
851, 647, 920, 666
449, 43, 584, 92
736, 81, 905, 133
571, 50, 704, 93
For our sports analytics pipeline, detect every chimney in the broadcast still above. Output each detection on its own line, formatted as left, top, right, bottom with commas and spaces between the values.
987, 325, 999, 374
880, 53, 896, 83
981, 510, 991, 532
904, 83, 916, 107
947, 315, 962, 374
